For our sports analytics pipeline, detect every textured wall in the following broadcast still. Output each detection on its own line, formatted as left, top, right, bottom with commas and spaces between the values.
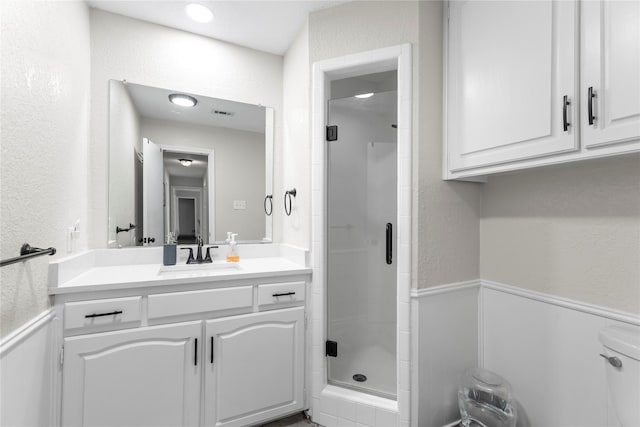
308, 1, 482, 289
282, 20, 311, 248
89, 9, 283, 249
481, 155, 640, 314
0, 0, 91, 338
417, 1, 482, 288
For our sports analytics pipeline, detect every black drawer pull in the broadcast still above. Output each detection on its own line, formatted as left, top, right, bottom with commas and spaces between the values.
272, 292, 296, 297
85, 310, 123, 318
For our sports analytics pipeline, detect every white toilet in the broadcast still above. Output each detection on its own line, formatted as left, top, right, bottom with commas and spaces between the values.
598, 325, 640, 427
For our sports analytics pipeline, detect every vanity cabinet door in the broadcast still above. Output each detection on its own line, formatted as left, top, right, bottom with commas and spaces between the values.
204, 307, 305, 427
61, 321, 202, 427
445, 0, 578, 176
581, 0, 640, 149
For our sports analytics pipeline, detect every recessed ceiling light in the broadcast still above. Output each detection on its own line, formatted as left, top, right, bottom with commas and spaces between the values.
178, 158, 193, 167
355, 93, 374, 99
169, 94, 198, 107
185, 3, 213, 23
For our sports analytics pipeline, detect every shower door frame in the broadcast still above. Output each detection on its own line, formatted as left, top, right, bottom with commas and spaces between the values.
310, 44, 412, 426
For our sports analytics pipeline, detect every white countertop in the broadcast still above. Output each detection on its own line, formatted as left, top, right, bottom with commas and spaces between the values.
48, 245, 311, 295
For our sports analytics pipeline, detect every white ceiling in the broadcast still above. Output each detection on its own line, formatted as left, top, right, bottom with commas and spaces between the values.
86, 0, 349, 55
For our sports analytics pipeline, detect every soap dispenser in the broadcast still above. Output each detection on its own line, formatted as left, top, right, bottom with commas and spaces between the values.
226, 233, 239, 262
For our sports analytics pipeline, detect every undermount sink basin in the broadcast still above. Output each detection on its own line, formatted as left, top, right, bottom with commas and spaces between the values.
158, 262, 241, 275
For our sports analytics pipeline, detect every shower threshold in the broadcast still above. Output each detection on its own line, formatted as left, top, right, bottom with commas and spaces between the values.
328, 379, 397, 401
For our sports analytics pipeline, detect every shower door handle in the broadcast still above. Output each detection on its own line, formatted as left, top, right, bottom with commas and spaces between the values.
386, 223, 393, 265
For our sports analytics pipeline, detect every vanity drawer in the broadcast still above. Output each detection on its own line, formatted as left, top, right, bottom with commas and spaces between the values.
148, 286, 253, 319
64, 297, 142, 331
258, 281, 305, 308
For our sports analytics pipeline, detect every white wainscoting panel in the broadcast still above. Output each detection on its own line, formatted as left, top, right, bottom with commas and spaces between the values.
481, 282, 640, 427
0, 309, 57, 427
412, 281, 480, 427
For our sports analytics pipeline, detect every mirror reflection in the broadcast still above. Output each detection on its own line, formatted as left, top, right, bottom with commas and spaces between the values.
108, 80, 273, 247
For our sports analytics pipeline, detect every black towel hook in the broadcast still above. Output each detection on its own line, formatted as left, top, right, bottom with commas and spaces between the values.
284, 188, 297, 216
264, 194, 273, 216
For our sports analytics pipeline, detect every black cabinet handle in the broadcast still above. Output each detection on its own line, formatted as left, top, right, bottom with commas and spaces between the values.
85, 310, 123, 318
194, 338, 198, 366
210, 337, 214, 364
386, 223, 393, 265
272, 292, 296, 297
588, 86, 596, 125
563, 95, 571, 132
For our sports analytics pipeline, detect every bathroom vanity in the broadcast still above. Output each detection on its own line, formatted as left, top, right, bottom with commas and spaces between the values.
48, 245, 311, 427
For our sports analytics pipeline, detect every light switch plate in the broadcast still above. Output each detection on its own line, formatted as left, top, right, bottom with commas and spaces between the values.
233, 200, 246, 210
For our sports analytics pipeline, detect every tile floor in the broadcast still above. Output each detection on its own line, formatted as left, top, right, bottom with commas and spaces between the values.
257, 412, 319, 427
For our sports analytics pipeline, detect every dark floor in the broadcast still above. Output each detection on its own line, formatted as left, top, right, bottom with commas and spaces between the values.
257, 412, 319, 427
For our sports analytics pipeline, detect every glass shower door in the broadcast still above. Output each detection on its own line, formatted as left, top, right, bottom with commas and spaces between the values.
326, 91, 397, 399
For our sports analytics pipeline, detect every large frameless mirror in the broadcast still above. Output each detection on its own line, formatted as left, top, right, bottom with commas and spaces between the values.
108, 80, 273, 247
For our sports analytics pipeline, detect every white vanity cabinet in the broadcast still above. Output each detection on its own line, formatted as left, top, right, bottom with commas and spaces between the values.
204, 307, 305, 427
53, 271, 310, 427
444, 0, 640, 179
61, 321, 202, 427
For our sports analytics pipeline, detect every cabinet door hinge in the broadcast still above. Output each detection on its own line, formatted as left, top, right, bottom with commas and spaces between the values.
59, 347, 64, 366
304, 315, 308, 330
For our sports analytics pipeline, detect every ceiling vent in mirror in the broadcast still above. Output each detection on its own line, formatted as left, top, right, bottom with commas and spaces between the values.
212, 109, 235, 117
169, 94, 198, 107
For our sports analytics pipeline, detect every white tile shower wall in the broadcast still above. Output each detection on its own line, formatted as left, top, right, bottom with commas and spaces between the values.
411, 281, 480, 427
310, 44, 412, 427
481, 281, 640, 427
0, 310, 57, 426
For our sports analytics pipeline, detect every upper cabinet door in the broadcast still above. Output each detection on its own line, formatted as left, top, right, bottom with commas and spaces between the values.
446, 0, 578, 174
581, 0, 640, 148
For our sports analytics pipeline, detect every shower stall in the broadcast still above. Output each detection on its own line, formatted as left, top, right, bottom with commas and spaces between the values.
325, 89, 398, 399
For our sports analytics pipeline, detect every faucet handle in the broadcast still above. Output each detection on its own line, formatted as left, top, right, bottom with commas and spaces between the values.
204, 246, 219, 263
180, 247, 195, 264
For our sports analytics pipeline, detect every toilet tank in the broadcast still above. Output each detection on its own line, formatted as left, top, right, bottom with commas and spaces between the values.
598, 325, 640, 427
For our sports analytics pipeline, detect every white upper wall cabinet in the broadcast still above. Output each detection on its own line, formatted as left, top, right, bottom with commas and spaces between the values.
581, 0, 640, 149
444, 0, 640, 180
446, 0, 578, 174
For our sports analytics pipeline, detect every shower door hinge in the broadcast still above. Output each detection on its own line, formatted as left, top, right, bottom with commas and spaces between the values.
59, 347, 64, 366
326, 125, 338, 142
326, 340, 338, 357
